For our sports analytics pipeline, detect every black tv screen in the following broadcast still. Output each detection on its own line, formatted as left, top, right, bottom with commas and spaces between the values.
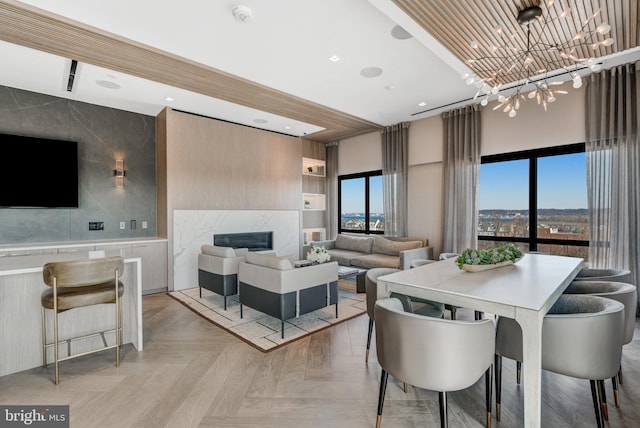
1, 133, 79, 208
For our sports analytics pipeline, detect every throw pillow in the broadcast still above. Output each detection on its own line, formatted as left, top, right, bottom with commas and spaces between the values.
335, 234, 374, 253
372, 237, 422, 256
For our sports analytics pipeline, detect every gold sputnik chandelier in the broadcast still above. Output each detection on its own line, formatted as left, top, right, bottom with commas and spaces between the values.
462, 0, 614, 117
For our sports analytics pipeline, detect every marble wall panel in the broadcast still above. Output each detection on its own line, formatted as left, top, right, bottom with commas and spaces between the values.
173, 209, 300, 290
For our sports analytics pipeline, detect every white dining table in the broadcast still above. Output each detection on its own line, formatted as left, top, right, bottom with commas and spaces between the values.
377, 253, 583, 428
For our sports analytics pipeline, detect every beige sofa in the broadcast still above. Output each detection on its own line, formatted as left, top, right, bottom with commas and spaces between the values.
304, 234, 433, 270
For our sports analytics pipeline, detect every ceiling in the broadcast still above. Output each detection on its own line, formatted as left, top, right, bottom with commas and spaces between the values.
0, 0, 638, 143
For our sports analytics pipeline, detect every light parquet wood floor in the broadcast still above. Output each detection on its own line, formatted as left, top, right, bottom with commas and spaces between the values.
1, 293, 639, 427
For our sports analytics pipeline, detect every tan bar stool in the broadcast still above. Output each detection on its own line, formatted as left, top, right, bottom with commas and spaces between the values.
41, 256, 125, 384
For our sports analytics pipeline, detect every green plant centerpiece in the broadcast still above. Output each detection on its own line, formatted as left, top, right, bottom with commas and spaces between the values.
455, 244, 523, 272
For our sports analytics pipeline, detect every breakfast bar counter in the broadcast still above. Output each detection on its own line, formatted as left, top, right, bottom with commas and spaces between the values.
0, 253, 142, 377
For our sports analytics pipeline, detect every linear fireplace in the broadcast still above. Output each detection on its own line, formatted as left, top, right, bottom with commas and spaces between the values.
214, 231, 273, 252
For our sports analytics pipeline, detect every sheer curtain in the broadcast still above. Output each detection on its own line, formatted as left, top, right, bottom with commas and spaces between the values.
382, 122, 409, 236
441, 105, 481, 253
325, 142, 339, 240
585, 62, 639, 302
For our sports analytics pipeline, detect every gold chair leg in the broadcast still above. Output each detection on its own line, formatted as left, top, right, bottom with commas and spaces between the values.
403, 383, 407, 393
41, 307, 47, 368
53, 282, 59, 385
115, 289, 120, 367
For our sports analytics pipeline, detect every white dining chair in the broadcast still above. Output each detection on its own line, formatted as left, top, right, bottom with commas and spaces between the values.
375, 297, 494, 428
494, 294, 624, 427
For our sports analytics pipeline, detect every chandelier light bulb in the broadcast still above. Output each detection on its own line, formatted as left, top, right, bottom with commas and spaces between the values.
481, 97, 489, 106
572, 75, 583, 89
596, 23, 611, 34
470, 40, 479, 49
560, 7, 571, 18
509, 109, 517, 118
602, 38, 614, 46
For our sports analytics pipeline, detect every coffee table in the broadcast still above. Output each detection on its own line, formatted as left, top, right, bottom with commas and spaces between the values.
337, 265, 368, 293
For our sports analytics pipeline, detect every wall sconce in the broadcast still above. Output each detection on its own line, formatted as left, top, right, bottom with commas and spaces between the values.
113, 159, 126, 188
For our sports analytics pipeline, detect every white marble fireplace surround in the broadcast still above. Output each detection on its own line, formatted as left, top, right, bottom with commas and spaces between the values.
173, 210, 300, 291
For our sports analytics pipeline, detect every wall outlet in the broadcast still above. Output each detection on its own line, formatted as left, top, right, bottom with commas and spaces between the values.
88, 221, 104, 231
142, 220, 148, 229
119, 221, 126, 230
130, 219, 136, 229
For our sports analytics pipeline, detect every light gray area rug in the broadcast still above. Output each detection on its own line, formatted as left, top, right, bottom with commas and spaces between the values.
168, 281, 366, 352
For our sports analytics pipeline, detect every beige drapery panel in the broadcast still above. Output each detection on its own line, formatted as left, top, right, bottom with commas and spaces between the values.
382, 122, 410, 237
441, 105, 481, 254
325, 142, 339, 240
585, 62, 639, 305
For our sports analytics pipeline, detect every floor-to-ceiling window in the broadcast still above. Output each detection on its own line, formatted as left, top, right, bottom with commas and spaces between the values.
478, 143, 589, 260
338, 171, 384, 234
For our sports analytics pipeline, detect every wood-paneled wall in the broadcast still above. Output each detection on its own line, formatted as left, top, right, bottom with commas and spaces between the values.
162, 109, 301, 212
156, 108, 306, 288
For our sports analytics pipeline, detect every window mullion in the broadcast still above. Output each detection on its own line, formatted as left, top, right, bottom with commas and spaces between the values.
364, 176, 370, 234
529, 155, 537, 252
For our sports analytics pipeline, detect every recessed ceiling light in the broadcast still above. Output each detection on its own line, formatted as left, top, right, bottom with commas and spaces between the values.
165, 96, 174, 102
329, 55, 341, 62
360, 67, 383, 78
391, 25, 413, 40
418, 101, 427, 107
253, 118, 268, 124
95, 80, 121, 90
385, 84, 395, 91
284, 126, 291, 130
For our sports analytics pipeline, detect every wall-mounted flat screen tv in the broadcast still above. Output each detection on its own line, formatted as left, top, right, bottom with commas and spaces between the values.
1, 133, 79, 208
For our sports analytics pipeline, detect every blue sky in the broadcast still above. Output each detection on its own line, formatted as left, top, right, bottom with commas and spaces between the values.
340, 153, 587, 213
478, 152, 587, 210
341, 176, 383, 213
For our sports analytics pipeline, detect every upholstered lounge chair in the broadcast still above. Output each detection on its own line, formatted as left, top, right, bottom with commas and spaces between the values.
198, 245, 248, 310
238, 252, 339, 338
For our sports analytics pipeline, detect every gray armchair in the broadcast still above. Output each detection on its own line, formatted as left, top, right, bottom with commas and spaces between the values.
495, 294, 625, 426
198, 245, 248, 309
564, 280, 637, 410
374, 297, 494, 428
364, 268, 444, 363
573, 267, 632, 283
238, 253, 338, 338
